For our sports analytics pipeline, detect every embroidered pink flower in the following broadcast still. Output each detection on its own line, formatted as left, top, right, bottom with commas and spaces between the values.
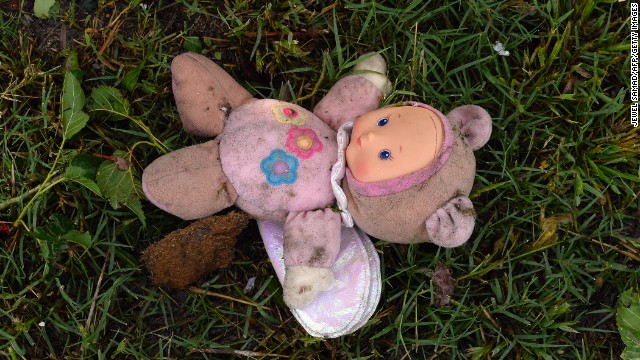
286, 127, 323, 159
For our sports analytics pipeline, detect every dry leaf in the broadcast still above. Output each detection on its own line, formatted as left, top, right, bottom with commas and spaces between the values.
574, 67, 592, 79
433, 263, 456, 307
113, 156, 131, 171
563, 76, 578, 94
530, 213, 572, 250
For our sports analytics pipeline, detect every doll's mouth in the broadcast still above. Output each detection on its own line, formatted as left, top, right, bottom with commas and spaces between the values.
356, 137, 362, 147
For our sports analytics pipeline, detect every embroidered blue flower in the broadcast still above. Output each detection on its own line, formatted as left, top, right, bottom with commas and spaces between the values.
261, 149, 298, 185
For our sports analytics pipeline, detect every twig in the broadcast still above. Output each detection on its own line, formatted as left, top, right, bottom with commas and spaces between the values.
316, 1, 339, 18
98, 20, 124, 56
588, 237, 640, 262
187, 286, 272, 311
10, 157, 15, 198
0, 174, 65, 211
85, 250, 110, 331
94, 4, 132, 70
81, 249, 110, 357
188, 348, 289, 358
564, 229, 640, 262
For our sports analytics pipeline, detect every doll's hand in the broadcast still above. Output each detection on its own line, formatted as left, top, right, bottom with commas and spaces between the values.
426, 196, 477, 248
283, 266, 335, 309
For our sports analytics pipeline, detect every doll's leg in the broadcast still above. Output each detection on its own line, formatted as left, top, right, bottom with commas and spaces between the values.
282, 209, 341, 308
314, 53, 392, 131
171, 53, 254, 137
425, 196, 477, 248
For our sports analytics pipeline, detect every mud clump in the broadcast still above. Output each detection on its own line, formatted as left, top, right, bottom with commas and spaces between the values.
142, 211, 251, 289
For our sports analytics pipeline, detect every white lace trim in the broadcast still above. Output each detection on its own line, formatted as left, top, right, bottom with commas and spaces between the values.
331, 122, 354, 227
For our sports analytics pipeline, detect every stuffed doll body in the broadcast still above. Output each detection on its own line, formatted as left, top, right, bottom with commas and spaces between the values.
142, 52, 491, 309
218, 99, 337, 223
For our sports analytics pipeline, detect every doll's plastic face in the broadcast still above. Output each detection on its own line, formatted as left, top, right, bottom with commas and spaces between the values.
346, 106, 444, 182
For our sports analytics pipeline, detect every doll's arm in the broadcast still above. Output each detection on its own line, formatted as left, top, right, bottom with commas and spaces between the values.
172, 53, 254, 137
314, 53, 392, 131
282, 209, 341, 308
425, 196, 477, 248
142, 139, 237, 220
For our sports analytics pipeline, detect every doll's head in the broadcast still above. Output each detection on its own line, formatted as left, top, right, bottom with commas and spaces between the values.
345, 105, 445, 182
343, 103, 457, 198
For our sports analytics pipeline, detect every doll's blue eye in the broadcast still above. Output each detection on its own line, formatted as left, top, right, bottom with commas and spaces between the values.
377, 117, 389, 127
379, 149, 391, 160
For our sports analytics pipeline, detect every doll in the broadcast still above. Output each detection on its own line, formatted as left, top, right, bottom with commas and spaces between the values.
142, 52, 491, 310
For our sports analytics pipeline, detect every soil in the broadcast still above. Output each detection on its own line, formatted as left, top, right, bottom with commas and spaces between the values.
568, 281, 625, 357
3, 1, 332, 93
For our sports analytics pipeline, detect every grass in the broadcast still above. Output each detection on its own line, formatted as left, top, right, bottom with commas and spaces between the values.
0, 0, 638, 359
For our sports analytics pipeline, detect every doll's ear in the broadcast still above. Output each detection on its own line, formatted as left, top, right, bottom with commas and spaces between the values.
142, 139, 237, 220
446, 105, 492, 150
172, 53, 254, 137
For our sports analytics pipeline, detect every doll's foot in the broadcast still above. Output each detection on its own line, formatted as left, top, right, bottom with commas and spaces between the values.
283, 266, 335, 309
426, 196, 477, 248
353, 53, 392, 97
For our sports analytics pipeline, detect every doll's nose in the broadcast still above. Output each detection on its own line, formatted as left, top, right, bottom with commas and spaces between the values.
361, 131, 376, 142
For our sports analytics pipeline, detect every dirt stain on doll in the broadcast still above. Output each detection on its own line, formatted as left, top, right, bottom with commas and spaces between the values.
461, 206, 477, 218
219, 101, 232, 116
309, 246, 326, 265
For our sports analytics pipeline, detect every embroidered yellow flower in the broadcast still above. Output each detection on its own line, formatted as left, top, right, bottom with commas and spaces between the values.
272, 103, 306, 125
